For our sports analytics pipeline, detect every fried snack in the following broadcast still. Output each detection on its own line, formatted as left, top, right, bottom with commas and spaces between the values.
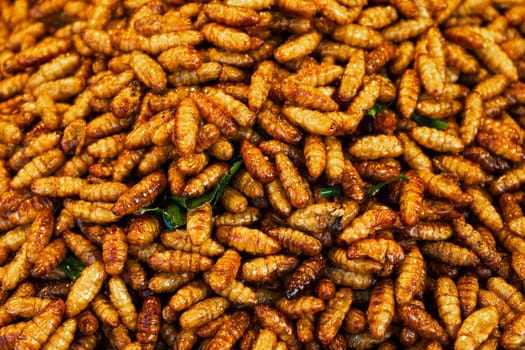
398, 304, 449, 344
65, 261, 106, 318
317, 287, 353, 345
455, 306, 499, 350
254, 305, 299, 349
339, 208, 398, 244
285, 254, 326, 299
102, 225, 128, 276
367, 279, 395, 340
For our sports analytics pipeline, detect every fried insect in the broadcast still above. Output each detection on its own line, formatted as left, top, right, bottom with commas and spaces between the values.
275, 151, 312, 209
15, 300, 65, 350
398, 304, 449, 344
242, 255, 299, 283
339, 208, 398, 244
207, 310, 250, 350
202, 23, 252, 53
168, 280, 211, 312
65, 261, 106, 318
367, 279, 395, 340
455, 306, 499, 350
91, 293, 119, 328
267, 227, 322, 256
108, 276, 138, 331
103, 225, 128, 276
347, 135, 403, 160
285, 254, 326, 299
112, 171, 166, 216
317, 287, 353, 345
241, 139, 276, 184
216, 225, 280, 256
347, 238, 405, 265
179, 297, 230, 329
10, 148, 65, 189
435, 276, 462, 339
31, 238, 67, 278
254, 305, 299, 349
421, 241, 480, 267
148, 250, 213, 273
274, 31, 322, 63
186, 202, 213, 246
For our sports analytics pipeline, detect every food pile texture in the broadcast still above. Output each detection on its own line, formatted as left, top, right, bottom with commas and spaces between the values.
1, 0, 525, 349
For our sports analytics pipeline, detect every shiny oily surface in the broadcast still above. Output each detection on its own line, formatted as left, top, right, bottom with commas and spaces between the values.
1, 0, 525, 349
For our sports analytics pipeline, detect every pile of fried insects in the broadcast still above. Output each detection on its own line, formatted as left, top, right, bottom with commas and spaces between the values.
4, 0, 525, 349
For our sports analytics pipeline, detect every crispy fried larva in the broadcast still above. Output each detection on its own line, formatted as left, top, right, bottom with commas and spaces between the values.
397, 69, 420, 119
317, 287, 353, 345
252, 328, 278, 350
267, 227, 322, 256
275, 296, 325, 319
204, 87, 255, 128
26, 208, 54, 264
108, 276, 138, 332
421, 241, 480, 267
274, 31, 322, 63
10, 148, 65, 189
435, 276, 462, 339
433, 155, 492, 186
179, 297, 230, 329
337, 49, 364, 102
216, 225, 280, 256
332, 24, 384, 49
410, 126, 465, 153
207, 310, 250, 350
395, 247, 426, 305
148, 250, 213, 273
202, 23, 252, 53
31, 238, 67, 278
280, 80, 339, 112
169, 280, 211, 312
367, 279, 395, 340
42, 318, 77, 350
398, 303, 449, 344
285, 254, 326, 299
255, 304, 299, 348
339, 208, 398, 244
467, 186, 504, 232
185, 202, 213, 247
453, 216, 501, 269
241, 139, 276, 184
102, 225, 128, 276
65, 261, 106, 318
275, 151, 312, 209
64, 200, 122, 224
242, 255, 298, 283
455, 306, 499, 350
249, 60, 274, 111
347, 135, 403, 160
14, 299, 65, 350
112, 171, 166, 216
399, 170, 424, 227
329, 248, 383, 274
281, 105, 346, 136
91, 293, 119, 328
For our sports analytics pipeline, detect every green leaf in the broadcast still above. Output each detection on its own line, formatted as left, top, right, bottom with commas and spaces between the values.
366, 102, 385, 118
141, 201, 186, 229
212, 158, 243, 206
319, 185, 344, 197
57, 253, 85, 281
411, 112, 448, 130
142, 159, 244, 229
365, 174, 410, 197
